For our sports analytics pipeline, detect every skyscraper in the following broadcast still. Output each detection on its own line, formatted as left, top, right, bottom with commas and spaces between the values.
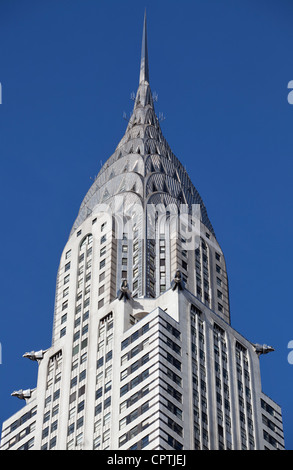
0, 13, 285, 451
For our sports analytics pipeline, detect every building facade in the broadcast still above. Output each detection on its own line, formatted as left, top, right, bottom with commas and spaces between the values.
0, 14, 285, 451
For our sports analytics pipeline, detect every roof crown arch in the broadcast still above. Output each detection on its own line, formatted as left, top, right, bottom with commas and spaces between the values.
145, 154, 177, 178
127, 126, 145, 142
145, 192, 182, 222
146, 173, 170, 196
145, 171, 195, 200
78, 153, 145, 212
145, 171, 214, 234
144, 125, 161, 141
145, 155, 196, 196
102, 151, 145, 180
143, 138, 166, 160
121, 138, 144, 156
144, 107, 159, 127
101, 132, 145, 168
145, 154, 166, 174
127, 108, 146, 128
99, 172, 144, 201
126, 84, 157, 132
77, 171, 144, 222
133, 82, 154, 110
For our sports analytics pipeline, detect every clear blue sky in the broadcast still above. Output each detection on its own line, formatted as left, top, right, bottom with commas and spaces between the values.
1, 0, 293, 449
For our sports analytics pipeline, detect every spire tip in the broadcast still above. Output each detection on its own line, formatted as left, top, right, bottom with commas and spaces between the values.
139, 10, 149, 84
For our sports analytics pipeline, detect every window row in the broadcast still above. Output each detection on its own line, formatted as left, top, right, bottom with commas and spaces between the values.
95, 397, 111, 415
119, 400, 150, 429
121, 323, 150, 350
120, 369, 150, 397
97, 350, 113, 369
121, 339, 149, 365
96, 380, 112, 399
71, 369, 87, 388
160, 332, 181, 355
7, 421, 36, 449
121, 353, 149, 380
120, 385, 150, 413
119, 423, 150, 448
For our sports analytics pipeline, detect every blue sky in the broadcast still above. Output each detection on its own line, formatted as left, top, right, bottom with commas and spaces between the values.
1, 0, 293, 449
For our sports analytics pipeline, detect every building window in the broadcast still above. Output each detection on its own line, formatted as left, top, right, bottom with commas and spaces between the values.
79, 370, 86, 381
76, 433, 83, 446
51, 420, 58, 432
65, 262, 71, 272
119, 434, 127, 447
97, 357, 104, 369
53, 389, 60, 401
99, 285, 105, 296
106, 350, 112, 362
95, 404, 102, 416
49, 436, 57, 449
104, 397, 111, 409
104, 412, 111, 427
60, 327, 66, 338
133, 267, 139, 278
63, 287, 69, 297
77, 417, 84, 429
129, 426, 138, 440
93, 436, 101, 449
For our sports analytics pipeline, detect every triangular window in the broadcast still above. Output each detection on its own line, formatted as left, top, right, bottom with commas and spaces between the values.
163, 181, 169, 193
102, 188, 110, 202
118, 178, 126, 193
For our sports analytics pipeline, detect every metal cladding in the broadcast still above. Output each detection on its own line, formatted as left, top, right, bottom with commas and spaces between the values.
70, 13, 214, 238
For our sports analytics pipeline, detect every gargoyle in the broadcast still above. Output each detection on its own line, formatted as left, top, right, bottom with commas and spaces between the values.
117, 279, 131, 301
11, 388, 35, 401
253, 344, 275, 355
171, 270, 185, 291
23, 349, 47, 362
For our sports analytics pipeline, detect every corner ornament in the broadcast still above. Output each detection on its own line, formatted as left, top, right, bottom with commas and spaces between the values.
117, 279, 131, 301
11, 388, 35, 401
171, 270, 185, 291
253, 344, 275, 356
23, 349, 48, 363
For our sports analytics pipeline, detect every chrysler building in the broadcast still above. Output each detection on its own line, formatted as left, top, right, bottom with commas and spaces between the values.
0, 13, 285, 451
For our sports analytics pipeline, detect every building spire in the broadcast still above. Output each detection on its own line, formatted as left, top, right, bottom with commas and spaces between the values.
139, 10, 149, 84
